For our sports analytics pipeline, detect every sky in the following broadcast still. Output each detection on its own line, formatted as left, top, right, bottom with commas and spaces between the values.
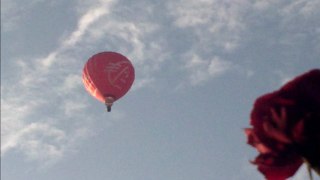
1, 0, 320, 180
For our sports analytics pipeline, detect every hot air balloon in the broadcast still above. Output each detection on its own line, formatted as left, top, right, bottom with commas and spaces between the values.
82, 52, 135, 112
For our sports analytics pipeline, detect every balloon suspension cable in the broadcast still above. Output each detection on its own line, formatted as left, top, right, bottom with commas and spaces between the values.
105, 96, 115, 112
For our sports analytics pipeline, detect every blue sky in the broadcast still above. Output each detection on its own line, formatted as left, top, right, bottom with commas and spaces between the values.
1, 0, 320, 179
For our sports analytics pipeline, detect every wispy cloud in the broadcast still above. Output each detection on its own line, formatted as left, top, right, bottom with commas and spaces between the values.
179, 0, 320, 80
2, 0, 320, 167
1, 0, 167, 164
167, 0, 247, 51
37, 0, 115, 70
1, 0, 115, 164
281, 0, 320, 17
1, 0, 47, 32
184, 54, 233, 85
62, 0, 115, 48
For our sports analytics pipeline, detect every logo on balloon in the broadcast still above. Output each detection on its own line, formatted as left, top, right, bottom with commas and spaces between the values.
104, 61, 131, 90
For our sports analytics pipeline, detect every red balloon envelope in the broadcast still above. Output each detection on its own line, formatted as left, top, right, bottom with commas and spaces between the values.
82, 52, 135, 112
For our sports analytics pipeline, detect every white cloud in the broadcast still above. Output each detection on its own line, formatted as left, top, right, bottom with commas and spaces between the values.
1, 0, 47, 32
184, 54, 233, 85
2, 121, 65, 159
167, 0, 214, 28
61, 74, 83, 92
281, 0, 320, 17
2, 0, 163, 163
185, 54, 209, 85
38, 52, 58, 71
1, 83, 92, 162
132, 77, 155, 91
167, 0, 320, 81
167, 0, 247, 51
1, 90, 46, 155
16, 123, 66, 159
252, 1, 277, 10
3, 0, 320, 167
33, 0, 116, 70
166, 0, 320, 57
86, 20, 151, 61
63, 0, 114, 48
1, 84, 62, 160
62, 100, 88, 117
1, 0, 117, 164
248, 0, 320, 52
208, 57, 233, 76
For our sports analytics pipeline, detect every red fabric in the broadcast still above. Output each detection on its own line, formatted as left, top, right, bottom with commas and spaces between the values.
246, 69, 320, 180
82, 52, 135, 103
255, 153, 302, 180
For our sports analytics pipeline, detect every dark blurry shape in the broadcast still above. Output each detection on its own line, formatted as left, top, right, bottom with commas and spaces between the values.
245, 69, 320, 180
82, 52, 135, 112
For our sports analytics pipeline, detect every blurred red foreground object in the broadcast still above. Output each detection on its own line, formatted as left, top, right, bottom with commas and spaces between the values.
245, 69, 320, 180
